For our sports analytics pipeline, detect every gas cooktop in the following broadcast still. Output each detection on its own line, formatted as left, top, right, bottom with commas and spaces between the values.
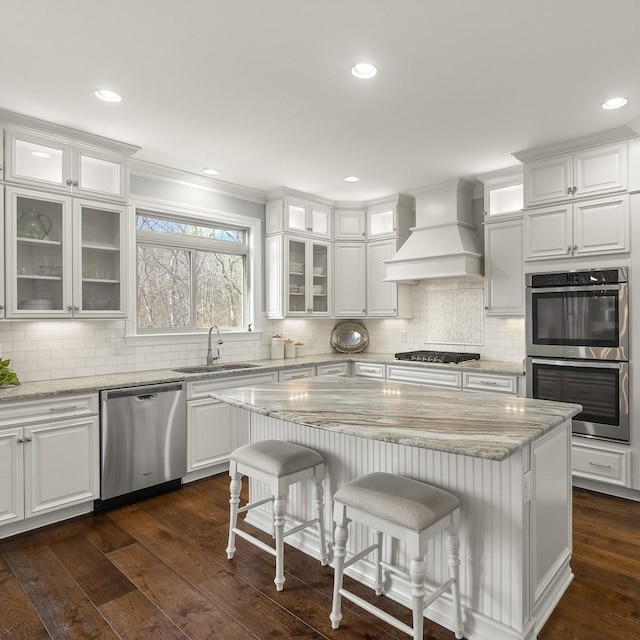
394, 350, 481, 364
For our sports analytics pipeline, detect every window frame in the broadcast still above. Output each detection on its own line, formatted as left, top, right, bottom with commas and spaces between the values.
126, 196, 262, 343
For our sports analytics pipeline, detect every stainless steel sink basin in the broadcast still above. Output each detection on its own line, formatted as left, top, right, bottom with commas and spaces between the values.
172, 363, 261, 374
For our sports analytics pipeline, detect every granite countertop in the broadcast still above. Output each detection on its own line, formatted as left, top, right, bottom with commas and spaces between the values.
0, 352, 525, 403
209, 376, 579, 461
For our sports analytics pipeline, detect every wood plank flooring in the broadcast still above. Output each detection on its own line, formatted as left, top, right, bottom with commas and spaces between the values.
1, 476, 638, 640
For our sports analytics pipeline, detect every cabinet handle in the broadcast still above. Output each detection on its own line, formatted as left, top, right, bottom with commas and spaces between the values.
73, 180, 79, 187
287, 374, 307, 379
24, 436, 32, 442
566, 246, 572, 254
572, 186, 577, 194
74, 305, 80, 311
359, 368, 378, 373
66, 179, 73, 186
588, 461, 612, 469
16, 437, 24, 444
0, 304, 4, 310
67, 305, 74, 311
573, 245, 578, 251
481, 380, 499, 385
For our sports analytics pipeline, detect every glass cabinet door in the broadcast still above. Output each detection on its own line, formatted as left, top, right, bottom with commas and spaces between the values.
367, 208, 395, 238
311, 242, 329, 314
75, 200, 125, 316
75, 149, 127, 200
287, 238, 307, 314
285, 201, 308, 234
7, 188, 71, 316
7, 130, 72, 190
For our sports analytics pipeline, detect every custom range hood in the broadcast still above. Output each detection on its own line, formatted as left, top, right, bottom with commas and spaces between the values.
385, 178, 483, 282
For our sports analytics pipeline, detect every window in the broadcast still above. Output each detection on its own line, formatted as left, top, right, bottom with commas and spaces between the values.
135, 211, 250, 333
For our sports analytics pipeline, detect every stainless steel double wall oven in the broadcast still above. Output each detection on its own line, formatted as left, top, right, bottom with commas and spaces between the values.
525, 267, 629, 442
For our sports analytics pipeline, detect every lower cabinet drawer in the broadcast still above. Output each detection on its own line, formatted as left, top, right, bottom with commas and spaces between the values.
278, 367, 316, 381
462, 372, 517, 395
387, 365, 461, 389
572, 443, 629, 486
353, 362, 386, 379
316, 363, 349, 376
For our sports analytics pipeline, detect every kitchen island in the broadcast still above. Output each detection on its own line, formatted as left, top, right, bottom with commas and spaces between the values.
210, 376, 581, 640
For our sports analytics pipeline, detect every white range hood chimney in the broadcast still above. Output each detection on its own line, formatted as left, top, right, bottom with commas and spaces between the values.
384, 178, 483, 282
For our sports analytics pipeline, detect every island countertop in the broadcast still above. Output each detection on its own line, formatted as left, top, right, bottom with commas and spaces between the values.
209, 376, 581, 461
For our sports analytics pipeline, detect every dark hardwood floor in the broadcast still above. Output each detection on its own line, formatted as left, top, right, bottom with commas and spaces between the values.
1, 476, 639, 640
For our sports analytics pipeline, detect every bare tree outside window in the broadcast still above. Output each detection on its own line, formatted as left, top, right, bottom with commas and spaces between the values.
136, 213, 246, 332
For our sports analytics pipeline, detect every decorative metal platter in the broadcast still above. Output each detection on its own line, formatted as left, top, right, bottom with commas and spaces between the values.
330, 322, 369, 353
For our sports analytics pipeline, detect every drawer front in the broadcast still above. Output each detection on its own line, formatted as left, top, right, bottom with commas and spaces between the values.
0, 393, 98, 428
387, 365, 462, 389
316, 363, 349, 377
463, 372, 517, 395
572, 444, 628, 486
188, 372, 278, 400
353, 362, 386, 379
278, 367, 316, 382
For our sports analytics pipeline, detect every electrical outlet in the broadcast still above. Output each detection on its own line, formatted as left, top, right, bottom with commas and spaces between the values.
400, 330, 408, 343
111, 338, 123, 355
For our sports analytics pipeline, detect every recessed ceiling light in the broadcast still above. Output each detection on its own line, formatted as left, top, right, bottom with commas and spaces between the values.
31, 151, 51, 158
94, 89, 122, 103
601, 97, 628, 110
202, 168, 220, 176
351, 63, 377, 79
344, 176, 360, 183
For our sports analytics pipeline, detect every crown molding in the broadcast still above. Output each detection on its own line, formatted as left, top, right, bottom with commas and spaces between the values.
512, 125, 639, 163
130, 159, 267, 204
0, 108, 140, 156
265, 186, 334, 207
408, 177, 478, 199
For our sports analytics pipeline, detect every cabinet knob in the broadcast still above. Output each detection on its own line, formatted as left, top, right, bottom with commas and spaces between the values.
567, 187, 572, 195
0, 304, 4, 310
67, 305, 74, 311
74, 305, 80, 311
16, 437, 24, 444
566, 246, 572, 254
484, 305, 489, 310
66, 179, 73, 186
573, 245, 578, 251
73, 180, 79, 187
24, 435, 32, 442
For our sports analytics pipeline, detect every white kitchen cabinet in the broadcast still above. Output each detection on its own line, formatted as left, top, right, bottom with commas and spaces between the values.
366, 239, 413, 317
525, 193, 629, 261
478, 166, 523, 216
4, 186, 127, 318
353, 362, 386, 379
462, 371, 518, 395
316, 362, 349, 376
386, 364, 462, 389
334, 208, 366, 240
484, 214, 524, 315
572, 438, 630, 487
185, 372, 278, 481
266, 197, 331, 239
265, 234, 331, 318
366, 194, 414, 242
4, 127, 132, 202
333, 242, 366, 317
0, 186, 4, 317
278, 367, 316, 381
333, 239, 413, 318
0, 393, 99, 531
524, 142, 627, 208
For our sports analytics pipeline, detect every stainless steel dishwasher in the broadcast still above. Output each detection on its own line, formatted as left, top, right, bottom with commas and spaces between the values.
97, 382, 187, 510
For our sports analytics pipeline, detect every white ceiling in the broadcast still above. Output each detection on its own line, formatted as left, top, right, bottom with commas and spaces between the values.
2, 0, 639, 201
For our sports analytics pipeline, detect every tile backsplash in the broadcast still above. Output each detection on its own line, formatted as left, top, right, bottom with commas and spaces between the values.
2, 277, 525, 383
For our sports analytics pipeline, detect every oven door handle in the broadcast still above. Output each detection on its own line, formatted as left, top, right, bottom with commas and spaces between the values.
528, 284, 622, 294
528, 357, 626, 369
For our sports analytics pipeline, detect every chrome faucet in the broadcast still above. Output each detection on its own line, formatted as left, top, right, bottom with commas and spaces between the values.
207, 325, 223, 365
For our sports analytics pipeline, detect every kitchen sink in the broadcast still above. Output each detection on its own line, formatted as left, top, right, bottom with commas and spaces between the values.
172, 363, 261, 374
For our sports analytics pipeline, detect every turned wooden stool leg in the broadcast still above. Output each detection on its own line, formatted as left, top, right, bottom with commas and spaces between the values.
273, 494, 287, 591
373, 529, 383, 595
409, 554, 426, 640
330, 505, 349, 629
312, 476, 329, 565
226, 471, 242, 560
446, 529, 464, 639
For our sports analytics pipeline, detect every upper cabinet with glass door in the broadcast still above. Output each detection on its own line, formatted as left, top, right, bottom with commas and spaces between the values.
4, 186, 127, 319
265, 194, 332, 239
478, 166, 524, 217
4, 128, 132, 202
365, 194, 415, 242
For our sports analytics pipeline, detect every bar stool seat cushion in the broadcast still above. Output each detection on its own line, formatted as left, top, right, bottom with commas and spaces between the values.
334, 472, 460, 531
231, 440, 324, 477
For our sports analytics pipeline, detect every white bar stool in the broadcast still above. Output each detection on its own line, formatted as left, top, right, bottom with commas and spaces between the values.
226, 439, 328, 591
330, 472, 464, 640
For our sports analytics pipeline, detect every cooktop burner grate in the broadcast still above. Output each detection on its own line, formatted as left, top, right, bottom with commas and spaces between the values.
394, 350, 481, 364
